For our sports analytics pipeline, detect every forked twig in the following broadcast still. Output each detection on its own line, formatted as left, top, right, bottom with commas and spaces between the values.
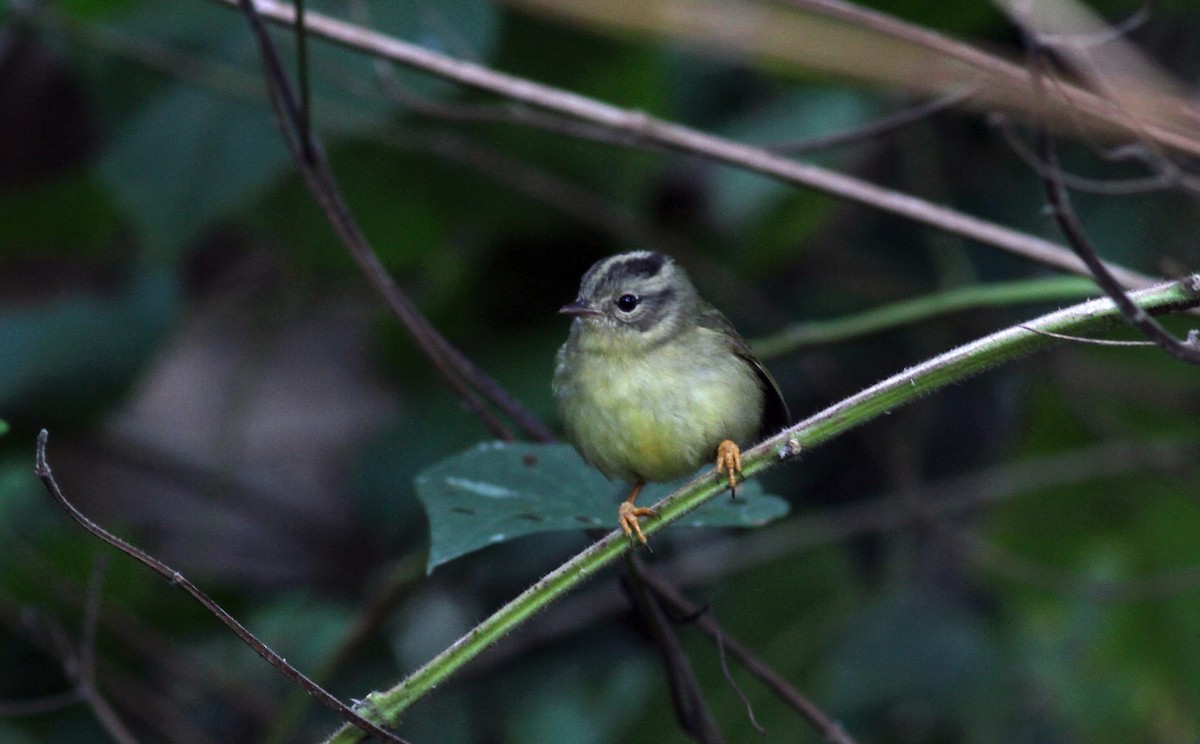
626, 564, 726, 743
1026, 47, 1200, 366
636, 567, 859, 744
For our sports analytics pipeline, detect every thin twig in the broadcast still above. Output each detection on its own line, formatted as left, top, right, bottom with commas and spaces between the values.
235, 0, 525, 442
294, 0, 312, 160
752, 276, 1100, 358
208, 0, 1160, 289
769, 87, 977, 154
631, 558, 766, 737
711, 620, 766, 736
1017, 324, 1155, 346
33, 430, 409, 744
626, 561, 726, 744
991, 114, 1200, 196
636, 569, 858, 744
1028, 51, 1200, 365
0, 584, 142, 744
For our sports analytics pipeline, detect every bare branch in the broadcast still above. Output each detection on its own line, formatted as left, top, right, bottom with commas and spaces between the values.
235, 0, 550, 442
769, 87, 977, 155
637, 568, 859, 744
209, 0, 1160, 288
1027, 52, 1200, 365
33, 430, 409, 744
626, 563, 726, 744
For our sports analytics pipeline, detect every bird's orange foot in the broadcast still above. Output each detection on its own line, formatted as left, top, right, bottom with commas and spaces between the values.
715, 439, 743, 495
618, 500, 657, 544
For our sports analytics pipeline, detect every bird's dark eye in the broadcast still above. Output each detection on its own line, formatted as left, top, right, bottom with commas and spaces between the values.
616, 294, 640, 313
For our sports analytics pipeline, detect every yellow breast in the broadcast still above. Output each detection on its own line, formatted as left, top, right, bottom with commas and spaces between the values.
553, 326, 764, 483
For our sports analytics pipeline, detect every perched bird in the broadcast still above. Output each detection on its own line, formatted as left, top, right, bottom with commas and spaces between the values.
553, 251, 789, 543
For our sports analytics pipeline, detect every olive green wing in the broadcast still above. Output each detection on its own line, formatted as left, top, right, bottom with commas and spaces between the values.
697, 306, 791, 435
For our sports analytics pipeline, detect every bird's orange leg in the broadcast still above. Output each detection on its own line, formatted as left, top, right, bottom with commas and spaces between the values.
715, 439, 743, 497
618, 480, 656, 544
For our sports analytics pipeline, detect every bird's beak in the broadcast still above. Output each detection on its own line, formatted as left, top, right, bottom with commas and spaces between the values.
559, 300, 601, 317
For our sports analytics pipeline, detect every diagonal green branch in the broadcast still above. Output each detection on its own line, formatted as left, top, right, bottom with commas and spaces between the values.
326, 276, 1200, 743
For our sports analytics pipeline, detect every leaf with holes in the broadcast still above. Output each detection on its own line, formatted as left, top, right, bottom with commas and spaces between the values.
416, 441, 790, 571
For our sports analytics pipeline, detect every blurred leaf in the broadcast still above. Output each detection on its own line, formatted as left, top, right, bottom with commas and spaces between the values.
0, 723, 38, 744
98, 85, 290, 262
336, 0, 500, 104
822, 587, 1007, 743
0, 269, 177, 418
0, 421, 7, 437
248, 593, 355, 674
711, 89, 880, 228
505, 647, 655, 744
58, 0, 144, 21
0, 171, 120, 253
416, 441, 790, 570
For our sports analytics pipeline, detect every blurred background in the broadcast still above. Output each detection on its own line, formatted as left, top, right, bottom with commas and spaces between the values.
2, 0, 1200, 742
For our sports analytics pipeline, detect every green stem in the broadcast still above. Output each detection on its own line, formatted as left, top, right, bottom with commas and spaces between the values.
753, 276, 1100, 358
326, 275, 1199, 743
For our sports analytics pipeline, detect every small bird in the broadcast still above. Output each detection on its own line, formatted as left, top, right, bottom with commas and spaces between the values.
553, 251, 789, 543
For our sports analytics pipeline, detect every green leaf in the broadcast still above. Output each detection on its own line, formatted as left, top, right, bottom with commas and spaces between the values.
416, 441, 790, 571
354, 0, 499, 103
0, 269, 177, 419
0, 170, 120, 254
98, 85, 290, 262
711, 88, 880, 228
0, 421, 7, 437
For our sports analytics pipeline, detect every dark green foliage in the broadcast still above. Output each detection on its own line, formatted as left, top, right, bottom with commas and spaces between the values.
417, 441, 789, 570
3, 1, 1200, 742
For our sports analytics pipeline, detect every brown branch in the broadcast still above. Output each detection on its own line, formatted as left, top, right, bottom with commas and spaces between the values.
235, 0, 552, 442
33, 430, 409, 744
769, 87, 978, 154
8, 535, 277, 730
0, 584, 141, 744
1027, 51, 1200, 365
991, 114, 1200, 196
626, 562, 726, 744
636, 568, 859, 744
207, 0, 1159, 288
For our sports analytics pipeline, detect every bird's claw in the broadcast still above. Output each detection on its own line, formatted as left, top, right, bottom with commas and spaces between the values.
618, 500, 657, 544
715, 439, 742, 495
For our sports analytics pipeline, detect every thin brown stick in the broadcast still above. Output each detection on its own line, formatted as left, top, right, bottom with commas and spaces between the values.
992, 115, 1200, 196
1026, 49, 1200, 365
234, 0, 521, 443
626, 562, 726, 744
769, 87, 977, 154
33, 430, 408, 744
243, 0, 555, 442
207, 0, 1158, 289
0, 590, 142, 744
637, 568, 859, 744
